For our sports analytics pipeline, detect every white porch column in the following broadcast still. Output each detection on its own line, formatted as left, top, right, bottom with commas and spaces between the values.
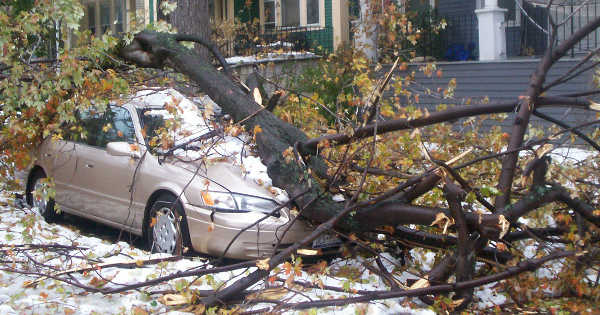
332, 0, 349, 50
355, 0, 377, 61
475, 0, 508, 61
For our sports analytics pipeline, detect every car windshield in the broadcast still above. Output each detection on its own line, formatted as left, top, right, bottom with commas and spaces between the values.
128, 89, 292, 205
130, 89, 217, 149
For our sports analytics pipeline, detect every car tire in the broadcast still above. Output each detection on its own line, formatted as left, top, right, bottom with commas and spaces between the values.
26, 170, 59, 221
145, 193, 191, 255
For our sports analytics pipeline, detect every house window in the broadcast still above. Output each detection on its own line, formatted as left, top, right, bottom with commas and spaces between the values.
306, 0, 319, 25
84, 0, 125, 36
87, 3, 96, 35
282, 0, 300, 26
263, 0, 322, 28
264, 0, 276, 29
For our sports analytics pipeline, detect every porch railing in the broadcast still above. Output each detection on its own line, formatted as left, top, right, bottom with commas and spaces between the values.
509, 1, 599, 57
414, 1, 600, 61
439, 14, 479, 61
218, 25, 333, 58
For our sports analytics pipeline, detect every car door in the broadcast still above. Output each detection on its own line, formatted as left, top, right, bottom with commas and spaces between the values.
42, 113, 98, 212
43, 138, 78, 210
71, 106, 141, 226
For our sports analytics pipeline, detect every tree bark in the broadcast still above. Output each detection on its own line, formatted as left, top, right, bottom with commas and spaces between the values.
158, 0, 210, 59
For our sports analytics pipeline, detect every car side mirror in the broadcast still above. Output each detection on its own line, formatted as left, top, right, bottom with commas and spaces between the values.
107, 142, 141, 159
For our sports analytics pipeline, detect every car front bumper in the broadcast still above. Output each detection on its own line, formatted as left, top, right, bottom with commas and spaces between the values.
184, 203, 313, 259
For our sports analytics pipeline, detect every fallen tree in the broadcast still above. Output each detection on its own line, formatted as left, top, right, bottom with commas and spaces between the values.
2, 0, 600, 312
116, 11, 600, 310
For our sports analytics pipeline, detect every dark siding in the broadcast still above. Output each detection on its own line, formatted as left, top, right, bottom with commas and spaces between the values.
382, 59, 598, 136
437, 0, 475, 16
307, 0, 333, 52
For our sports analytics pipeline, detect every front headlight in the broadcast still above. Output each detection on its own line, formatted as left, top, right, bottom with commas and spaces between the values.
199, 191, 281, 216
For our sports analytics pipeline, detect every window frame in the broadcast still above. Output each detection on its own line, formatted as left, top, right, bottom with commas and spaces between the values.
304, 0, 321, 26
261, 0, 325, 29
65, 106, 138, 149
97, 106, 137, 148
83, 0, 127, 37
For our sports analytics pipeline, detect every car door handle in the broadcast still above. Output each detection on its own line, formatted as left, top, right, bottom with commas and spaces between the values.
85, 163, 94, 168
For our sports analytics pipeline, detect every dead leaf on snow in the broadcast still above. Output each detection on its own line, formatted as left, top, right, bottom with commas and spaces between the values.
132, 306, 149, 315
159, 293, 189, 306
498, 215, 510, 239
430, 212, 455, 234
409, 276, 429, 290
181, 304, 205, 314
247, 287, 288, 301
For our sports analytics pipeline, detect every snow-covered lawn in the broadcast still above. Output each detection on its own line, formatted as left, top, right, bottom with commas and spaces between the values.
0, 192, 438, 314
6, 186, 584, 314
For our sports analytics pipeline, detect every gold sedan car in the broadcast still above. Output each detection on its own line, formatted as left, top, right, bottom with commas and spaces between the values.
24, 90, 326, 259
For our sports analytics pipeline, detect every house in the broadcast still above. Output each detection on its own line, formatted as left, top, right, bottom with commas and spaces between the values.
387, 0, 600, 135
418, 0, 599, 61
77, 0, 350, 54
79, 0, 157, 37
211, 0, 350, 54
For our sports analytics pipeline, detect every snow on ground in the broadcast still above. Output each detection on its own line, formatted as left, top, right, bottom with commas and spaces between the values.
0, 192, 437, 314
0, 175, 580, 314
226, 52, 318, 66
0, 189, 512, 315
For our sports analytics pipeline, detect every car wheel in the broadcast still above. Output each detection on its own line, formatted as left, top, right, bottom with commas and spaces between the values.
26, 170, 59, 221
146, 194, 190, 255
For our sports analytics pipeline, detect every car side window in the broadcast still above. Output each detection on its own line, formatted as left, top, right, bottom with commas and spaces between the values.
62, 110, 104, 146
63, 107, 136, 148
96, 107, 137, 147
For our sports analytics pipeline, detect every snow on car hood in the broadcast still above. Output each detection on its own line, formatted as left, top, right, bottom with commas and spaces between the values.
129, 88, 290, 204
129, 89, 215, 142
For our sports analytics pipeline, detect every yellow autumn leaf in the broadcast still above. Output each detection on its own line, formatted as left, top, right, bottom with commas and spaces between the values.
253, 87, 262, 105
253, 125, 263, 134
450, 298, 465, 309
256, 258, 270, 270
201, 191, 214, 206
101, 79, 113, 91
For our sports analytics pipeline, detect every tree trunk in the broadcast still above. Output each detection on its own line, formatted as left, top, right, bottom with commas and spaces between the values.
158, 0, 210, 59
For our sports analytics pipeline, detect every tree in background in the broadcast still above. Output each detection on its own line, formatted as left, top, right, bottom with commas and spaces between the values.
157, 0, 210, 59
